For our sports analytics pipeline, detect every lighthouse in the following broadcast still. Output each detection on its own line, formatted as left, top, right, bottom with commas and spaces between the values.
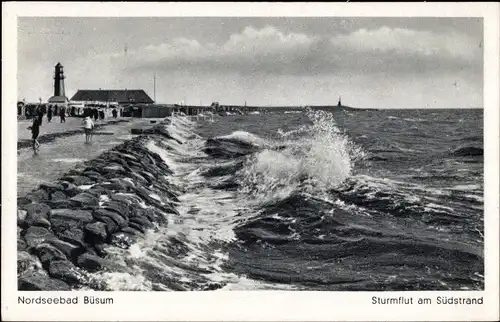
48, 62, 69, 107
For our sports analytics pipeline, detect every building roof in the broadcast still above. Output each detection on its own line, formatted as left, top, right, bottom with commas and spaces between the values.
48, 95, 69, 103
70, 89, 154, 104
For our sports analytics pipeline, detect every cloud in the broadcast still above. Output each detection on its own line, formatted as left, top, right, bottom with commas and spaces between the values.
16, 20, 483, 108
331, 26, 479, 61
116, 25, 481, 78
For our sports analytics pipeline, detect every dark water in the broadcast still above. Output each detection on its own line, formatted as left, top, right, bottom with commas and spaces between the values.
83, 108, 483, 291
192, 108, 484, 291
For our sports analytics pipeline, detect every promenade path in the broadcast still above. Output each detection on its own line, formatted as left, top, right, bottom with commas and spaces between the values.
18, 117, 132, 145
17, 117, 164, 197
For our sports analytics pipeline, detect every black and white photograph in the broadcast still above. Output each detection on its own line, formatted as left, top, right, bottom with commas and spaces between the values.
2, 2, 499, 321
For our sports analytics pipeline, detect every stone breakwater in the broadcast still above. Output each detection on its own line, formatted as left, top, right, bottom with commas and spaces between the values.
17, 123, 182, 291
17, 119, 130, 150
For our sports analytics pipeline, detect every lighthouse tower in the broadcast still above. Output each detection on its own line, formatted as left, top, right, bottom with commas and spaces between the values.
48, 62, 69, 107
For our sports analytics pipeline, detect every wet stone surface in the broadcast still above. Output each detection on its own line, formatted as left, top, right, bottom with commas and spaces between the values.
17, 123, 180, 290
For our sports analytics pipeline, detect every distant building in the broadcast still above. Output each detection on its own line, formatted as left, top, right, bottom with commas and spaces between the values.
70, 89, 154, 105
48, 62, 69, 107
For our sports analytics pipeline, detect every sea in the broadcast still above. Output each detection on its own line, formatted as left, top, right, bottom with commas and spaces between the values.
87, 107, 484, 291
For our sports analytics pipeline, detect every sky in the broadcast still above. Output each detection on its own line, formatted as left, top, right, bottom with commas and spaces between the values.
17, 17, 483, 108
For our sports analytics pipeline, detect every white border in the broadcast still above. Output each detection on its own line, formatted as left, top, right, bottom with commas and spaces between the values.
2, 2, 499, 321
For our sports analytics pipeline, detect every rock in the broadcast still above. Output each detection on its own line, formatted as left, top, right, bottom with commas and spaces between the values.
109, 193, 135, 205
102, 200, 130, 219
66, 169, 83, 176
133, 207, 158, 223
110, 177, 136, 190
61, 175, 95, 186
18, 271, 71, 291
23, 226, 56, 248
113, 158, 130, 169
62, 182, 81, 197
149, 208, 168, 226
121, 153, 138, 161
126, 159, 143, 169
34, 242, 67, 269
77, 253, 111, 272
94, 243, 109, 257
85, 174, 104, 183
25, 189, 50, 203
50, 190, 68, 201
85, 247, 98, 256
56, 180, 74, 189
130, 216, 154, 229
47, 238, 84, 261
45, 199, 75, 209
134, 187, 161, 206
84, 222, 108, 243
82, 170, 105, 182
92, 213, 119, 234
49, 209, 94, 233
145, 153, 158, 165
152, 183, 180, 202
96, 181, 128, 192
70, 193, 100, 208
121, 226, 144, 236
18, 237, 28, 251
203, 283, 225, 291
18, 251, 41, 275
48, 260, 88, 284
162, 204, 180, 216
22, 203, 51, 226
130, 172, 148, 184
139, 171, 156, 182
102, 164, 126, 174
83, 170, 102, 177
87, 160, 108, 169
57, 228, 86, 248
17, 197, 33, 207
128, 222, 147, 233
33, 217, 51, 229
93, 209, 128, 229
85, 187, 108, 198
25, 212, 51, 228
17, 209, 28, 227
83, 166, 103, 174
40, 182, 65, 193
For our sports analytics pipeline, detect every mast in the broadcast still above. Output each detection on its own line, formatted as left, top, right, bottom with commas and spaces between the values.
153, 73, 156, 103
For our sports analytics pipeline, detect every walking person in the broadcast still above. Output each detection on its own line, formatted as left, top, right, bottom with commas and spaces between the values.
59, 105, 66, 123
112, 108, 118, 118
82, 116, 94, 144
27, 115, 41, 155
36, 105, 43, 126
47, 106, 53, 122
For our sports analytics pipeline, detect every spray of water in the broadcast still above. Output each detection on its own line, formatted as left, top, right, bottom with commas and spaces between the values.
239, 110, 365, 202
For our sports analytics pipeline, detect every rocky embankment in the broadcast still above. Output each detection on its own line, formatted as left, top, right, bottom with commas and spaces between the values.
17, 119, 130, 150
17, 123, 181, 291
